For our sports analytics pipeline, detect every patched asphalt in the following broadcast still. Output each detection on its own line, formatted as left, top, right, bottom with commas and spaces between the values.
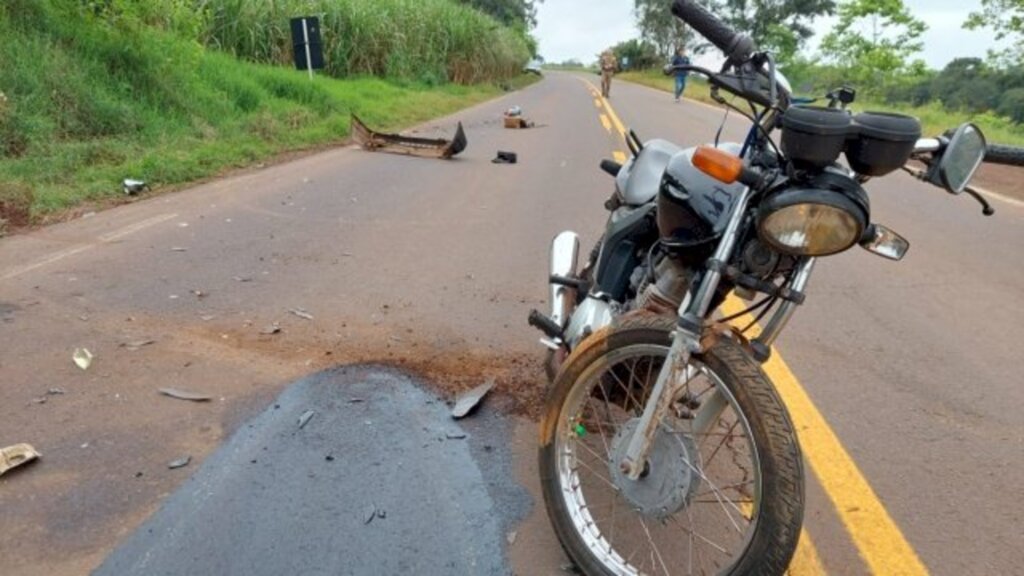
94, 366, 531, 576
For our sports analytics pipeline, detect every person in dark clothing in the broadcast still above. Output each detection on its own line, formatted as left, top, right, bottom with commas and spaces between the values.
670, 48, 691, 102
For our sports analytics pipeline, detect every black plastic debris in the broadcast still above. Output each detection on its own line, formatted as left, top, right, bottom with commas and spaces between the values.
491, 151, 518, 164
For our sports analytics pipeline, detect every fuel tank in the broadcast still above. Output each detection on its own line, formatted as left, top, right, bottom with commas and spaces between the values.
616, 139, 683, 206
657, 142, 747, 262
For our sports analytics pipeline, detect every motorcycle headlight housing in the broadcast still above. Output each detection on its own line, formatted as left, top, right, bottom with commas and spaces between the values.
757, 182, 869, 257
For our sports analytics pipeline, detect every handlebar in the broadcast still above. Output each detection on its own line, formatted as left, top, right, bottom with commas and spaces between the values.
672, 0, 755, 63
985, 144, 1024, 167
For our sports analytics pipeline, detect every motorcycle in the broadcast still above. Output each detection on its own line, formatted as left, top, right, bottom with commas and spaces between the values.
527, 1, 1024, 574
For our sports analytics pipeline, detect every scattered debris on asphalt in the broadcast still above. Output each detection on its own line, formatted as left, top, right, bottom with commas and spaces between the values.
352, 114, 467, 159
492, 151, 518, 164
72, 348, 94, 370
445, 431, 467, 440
259, 323, 282, 335
451, 378, 496, 419
122, 179, 149, 195
289, 308, 314, 321
363, 503, 380, 525
47, 388, 65, 396
120, 339, 155, 351
503, 106, 534, 129
348, 398, 365, 404
507, 531, 518, 545
191, 289, 207, 299
170, 247, 188, 252
168, 456, 191, 470
159, 388, 213, 402
232, 276, 253, 283
0, 444, 40, 477
298, 410, 315, 429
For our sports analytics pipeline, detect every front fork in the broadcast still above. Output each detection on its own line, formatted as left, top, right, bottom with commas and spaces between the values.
618, 186, 815, 480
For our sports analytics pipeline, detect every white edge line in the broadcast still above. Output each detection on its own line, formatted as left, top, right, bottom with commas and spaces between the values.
2, 213, 178, 280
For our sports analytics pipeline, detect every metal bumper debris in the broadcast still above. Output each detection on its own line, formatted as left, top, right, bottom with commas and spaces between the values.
352, 114, 467, 159
0, 443, 41, 477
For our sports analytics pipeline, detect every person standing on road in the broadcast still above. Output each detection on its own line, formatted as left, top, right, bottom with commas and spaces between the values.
600, 50, 618, 98
671, 48, 691, 102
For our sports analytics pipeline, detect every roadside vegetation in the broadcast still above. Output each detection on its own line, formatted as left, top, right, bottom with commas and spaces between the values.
610, 0, 1024, 147
0, 0, 537, 230
619, 70, 1024, 147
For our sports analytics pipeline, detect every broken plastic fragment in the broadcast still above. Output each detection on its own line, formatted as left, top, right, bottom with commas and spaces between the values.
159, 388, 212, 402
451, 378, 496, 419
123, 179, 148, 195
0, 444, 41, 477
298, 410, 315, 429
121, 339, 155, 351
168, 456, 191, 469
363, 504, 378, 525
73, 348, 94, 370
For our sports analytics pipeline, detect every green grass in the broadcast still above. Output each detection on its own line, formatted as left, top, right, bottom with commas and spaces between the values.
0, 0, 536, 222
620, 69, 1024, 147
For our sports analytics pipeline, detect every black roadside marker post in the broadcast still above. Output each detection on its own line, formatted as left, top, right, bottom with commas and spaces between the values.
290, 16, 324, 81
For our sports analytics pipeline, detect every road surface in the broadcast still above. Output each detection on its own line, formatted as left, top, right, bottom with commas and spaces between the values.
1, 71, 1022, 575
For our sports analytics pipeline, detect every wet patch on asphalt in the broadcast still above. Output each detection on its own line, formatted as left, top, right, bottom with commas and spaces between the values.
95, 364, 531, 576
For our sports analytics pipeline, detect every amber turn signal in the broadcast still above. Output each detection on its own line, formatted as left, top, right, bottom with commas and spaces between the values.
693, 146, 744, 184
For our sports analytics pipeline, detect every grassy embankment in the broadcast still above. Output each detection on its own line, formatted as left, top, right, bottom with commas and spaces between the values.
619, 69, 1024, 147
0, 0, 535, 231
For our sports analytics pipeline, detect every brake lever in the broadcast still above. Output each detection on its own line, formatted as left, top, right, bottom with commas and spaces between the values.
964, 186, 995, 216
901, 166, 995, 216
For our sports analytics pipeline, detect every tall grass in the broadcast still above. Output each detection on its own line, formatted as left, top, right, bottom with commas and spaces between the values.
199, 0, 532, 84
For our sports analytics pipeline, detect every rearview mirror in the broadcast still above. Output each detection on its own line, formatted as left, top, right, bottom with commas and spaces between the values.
939, 123, 987, 194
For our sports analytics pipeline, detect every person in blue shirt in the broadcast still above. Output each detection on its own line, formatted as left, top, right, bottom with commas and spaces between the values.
671, 48, 691, 102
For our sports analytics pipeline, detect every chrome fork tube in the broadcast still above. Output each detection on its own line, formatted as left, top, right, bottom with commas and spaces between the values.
620, 187, 754, 480
754, 257, 816, 348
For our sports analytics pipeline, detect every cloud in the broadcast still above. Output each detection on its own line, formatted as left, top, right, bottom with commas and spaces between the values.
535, 0, 640, 63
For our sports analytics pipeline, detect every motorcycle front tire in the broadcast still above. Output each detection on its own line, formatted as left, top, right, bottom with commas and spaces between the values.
539, 313, 805, 575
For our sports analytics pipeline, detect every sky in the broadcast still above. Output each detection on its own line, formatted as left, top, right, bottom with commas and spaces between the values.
534, 0, 1005, 70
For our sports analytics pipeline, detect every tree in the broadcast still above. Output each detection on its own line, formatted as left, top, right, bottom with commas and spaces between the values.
634, 0, 702, 58
457, 0, 541, 27
965, 0, 1024, 68
819, 0, 927, 87
714, 0, 837, 63
611, 39, 661, 70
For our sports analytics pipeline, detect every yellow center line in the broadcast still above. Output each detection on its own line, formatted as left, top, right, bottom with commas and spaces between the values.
612, 151, 626, 164
723, 297, 928, 575
594, 98, 602, 109
599, 114, 612, 132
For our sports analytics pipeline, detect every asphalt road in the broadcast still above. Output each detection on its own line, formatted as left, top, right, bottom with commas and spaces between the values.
1, 71, 1022, 575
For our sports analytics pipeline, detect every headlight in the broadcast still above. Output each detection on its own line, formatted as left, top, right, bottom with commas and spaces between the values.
758, 185, 868, 257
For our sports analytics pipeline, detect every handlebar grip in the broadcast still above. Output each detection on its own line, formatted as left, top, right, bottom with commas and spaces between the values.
985, 144, 1024, 167
671, 0, 755, 62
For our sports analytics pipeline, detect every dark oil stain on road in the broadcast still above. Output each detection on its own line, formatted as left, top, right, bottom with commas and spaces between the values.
94, 365, 531, 576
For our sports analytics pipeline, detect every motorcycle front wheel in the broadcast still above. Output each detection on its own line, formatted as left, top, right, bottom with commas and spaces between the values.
539, 313, 804, 576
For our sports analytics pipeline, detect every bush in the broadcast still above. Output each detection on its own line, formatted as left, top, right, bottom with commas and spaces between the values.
998, 88, 1024, 123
